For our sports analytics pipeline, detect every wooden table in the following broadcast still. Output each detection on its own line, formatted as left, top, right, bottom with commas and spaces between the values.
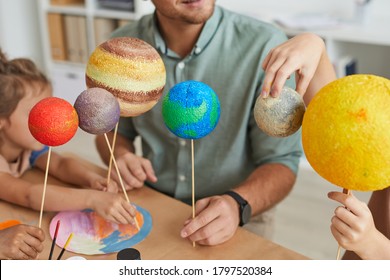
1, 167, 308, 260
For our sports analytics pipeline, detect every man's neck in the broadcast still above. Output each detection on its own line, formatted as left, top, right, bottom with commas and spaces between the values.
156, 16, 205, 58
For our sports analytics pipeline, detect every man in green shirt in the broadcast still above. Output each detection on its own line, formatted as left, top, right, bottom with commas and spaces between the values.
96, 0, 335, 246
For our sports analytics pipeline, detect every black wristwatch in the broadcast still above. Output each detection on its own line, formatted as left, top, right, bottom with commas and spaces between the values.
224, 191, 252, 226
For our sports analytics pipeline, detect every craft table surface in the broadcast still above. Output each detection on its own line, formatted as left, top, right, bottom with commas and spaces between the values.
1, 165, 309, 260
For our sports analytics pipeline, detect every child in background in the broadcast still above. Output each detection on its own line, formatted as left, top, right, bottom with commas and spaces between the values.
0, 223, 45, 260
328, 188, 390, 259
0, 49, 136, 225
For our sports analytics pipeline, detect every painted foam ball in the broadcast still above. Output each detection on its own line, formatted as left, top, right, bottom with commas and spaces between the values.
86, 37, 166, 117
28, 97, 79, 146
74, 88, 120, 135
302, 74, 390, 191
162, 80, 220, 139
254, 87, 305, 137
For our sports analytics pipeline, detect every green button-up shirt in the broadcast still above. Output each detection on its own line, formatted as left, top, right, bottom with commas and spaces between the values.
112, 6, 302, 204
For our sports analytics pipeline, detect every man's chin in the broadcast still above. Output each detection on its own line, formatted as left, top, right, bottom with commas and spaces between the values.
181, 9, 214, 24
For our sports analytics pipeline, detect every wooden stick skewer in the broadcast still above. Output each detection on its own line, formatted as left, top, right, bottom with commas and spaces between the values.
191, 139, 196, 248
106, 122, 119, 185
104, 133, 140, 231
38, 146, 52, 228
336, 188, 351, 260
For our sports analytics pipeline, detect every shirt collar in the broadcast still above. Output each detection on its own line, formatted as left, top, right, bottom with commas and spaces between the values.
153, 13, 168, 55
153, 6, 223, 58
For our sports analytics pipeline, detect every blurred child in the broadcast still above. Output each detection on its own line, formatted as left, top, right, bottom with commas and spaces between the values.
0, 224, 44, 260
0, 49, 136, 225
328, 188, 390, 259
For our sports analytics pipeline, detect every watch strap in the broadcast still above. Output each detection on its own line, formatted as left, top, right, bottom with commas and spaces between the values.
224, 190, 249, 226
224, 190, 247, 205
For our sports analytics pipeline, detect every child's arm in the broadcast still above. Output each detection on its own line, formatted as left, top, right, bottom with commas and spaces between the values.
328, 191, 390, 260
0, 172, 135, 224
35, 151, 119, 193
0, 224, 45, 260
261, 33, 336, 105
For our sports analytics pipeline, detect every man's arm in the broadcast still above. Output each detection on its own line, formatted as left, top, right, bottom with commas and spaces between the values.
180, 163, 296, 245
95, 131, 136, 166
233, 163, 296, 216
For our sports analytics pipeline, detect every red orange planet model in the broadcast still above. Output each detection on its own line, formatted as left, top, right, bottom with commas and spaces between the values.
28, 97, 79, 146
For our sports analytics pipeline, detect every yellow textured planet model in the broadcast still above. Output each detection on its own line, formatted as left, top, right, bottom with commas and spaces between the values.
86, 37, 166, 117
302, 74, 390, 191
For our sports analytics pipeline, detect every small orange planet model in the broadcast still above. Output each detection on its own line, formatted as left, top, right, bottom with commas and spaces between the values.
28, 97, 79, 146
302, 74, 390, 191
254, 87, 305, 137
85, 37, 166, 117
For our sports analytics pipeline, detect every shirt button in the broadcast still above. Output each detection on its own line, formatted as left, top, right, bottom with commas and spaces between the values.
194, 47, 202, 54
178, 62, 185, 69
179, 139, 186, 146
179, 175, 186, 182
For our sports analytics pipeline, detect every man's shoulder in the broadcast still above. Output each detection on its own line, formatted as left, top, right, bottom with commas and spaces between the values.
111, 14, 153, 38
220, 6, 284, 38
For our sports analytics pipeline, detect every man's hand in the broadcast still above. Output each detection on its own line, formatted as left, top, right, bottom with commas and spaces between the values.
111, 153, 157, 190
180, 194, 240, 245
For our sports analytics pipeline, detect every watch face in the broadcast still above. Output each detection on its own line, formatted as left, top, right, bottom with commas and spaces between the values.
242, 204, 252, 225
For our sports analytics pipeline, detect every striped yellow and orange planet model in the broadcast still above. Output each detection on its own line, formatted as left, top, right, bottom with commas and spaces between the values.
86, 37, 166, 117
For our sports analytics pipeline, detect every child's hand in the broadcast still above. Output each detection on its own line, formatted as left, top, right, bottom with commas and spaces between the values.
89, 191, 137, 224
0, 224, 45, 260
90, 176, 119, 193
328, 191, 380, 257
261, 33, 325, 98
